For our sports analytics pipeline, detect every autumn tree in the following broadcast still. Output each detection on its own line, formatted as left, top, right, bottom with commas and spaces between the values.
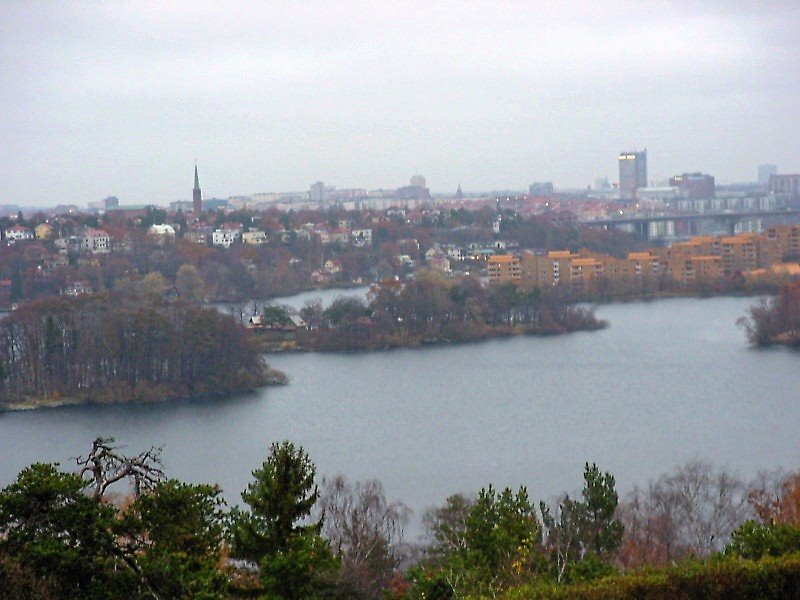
319, 476, 411, 599
175, 263, 206, 302
724, 469, 800, 561
617, 460, 750, 567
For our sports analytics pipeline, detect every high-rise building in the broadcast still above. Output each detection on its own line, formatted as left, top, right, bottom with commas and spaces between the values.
669, 173, 715, 199
529, 181, 554, 196
618, 150, 647, 201
310, 181, 326, 208
193, 164, 203, 213
758, 164, 777, 188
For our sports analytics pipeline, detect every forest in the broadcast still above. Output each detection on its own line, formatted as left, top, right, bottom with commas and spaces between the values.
0, 292, 272, 408
291, 270, 604, 351
1, 438, 799, 599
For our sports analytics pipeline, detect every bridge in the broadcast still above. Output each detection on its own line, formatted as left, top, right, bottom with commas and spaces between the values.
581, 209, 799, 240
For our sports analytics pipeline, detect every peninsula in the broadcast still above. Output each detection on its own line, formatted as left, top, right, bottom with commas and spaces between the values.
0, 293, 274, 410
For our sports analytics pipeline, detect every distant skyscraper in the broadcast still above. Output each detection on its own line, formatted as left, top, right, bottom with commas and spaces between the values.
310, 181, 326, 208
529, 182, 554, 196
618, 150, 647, 201
193, 164, 203, 213
758, 164, 777, 188
410, 174, 426, 188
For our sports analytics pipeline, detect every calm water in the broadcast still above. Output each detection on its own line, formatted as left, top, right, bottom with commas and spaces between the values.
1, 296, 798, 533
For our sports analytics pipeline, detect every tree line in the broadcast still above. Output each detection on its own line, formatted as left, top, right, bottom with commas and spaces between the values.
2, 438, 799, 599
294, 270, 604, 351
0, 293, 271, 407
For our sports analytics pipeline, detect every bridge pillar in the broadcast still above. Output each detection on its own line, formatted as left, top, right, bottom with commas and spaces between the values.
638, 221, 650, 241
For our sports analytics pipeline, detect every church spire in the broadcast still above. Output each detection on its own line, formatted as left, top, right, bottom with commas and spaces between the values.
193, 162, 202, 213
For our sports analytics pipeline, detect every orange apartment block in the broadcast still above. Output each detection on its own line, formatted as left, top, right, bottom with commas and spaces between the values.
520, 250, 575, 288
623, 252, 660, 280
518, 231, 784, 291
487, 254, 521, 285
569, 256, 604, 289
719, 234, 777, 276
765, 225, 800, 260
689, 255, 723, 282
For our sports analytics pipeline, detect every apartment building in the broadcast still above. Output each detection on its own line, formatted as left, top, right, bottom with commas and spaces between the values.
487, 254, 521, 285
518, 231, 783, 291
765, 225, 800, 260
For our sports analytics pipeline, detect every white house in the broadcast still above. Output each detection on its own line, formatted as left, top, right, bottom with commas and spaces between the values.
212, 229, 239, 248
351, 228, 373, 247
148, 224, 176, 238
4, 225, 34, 243
82, 228, 110, 254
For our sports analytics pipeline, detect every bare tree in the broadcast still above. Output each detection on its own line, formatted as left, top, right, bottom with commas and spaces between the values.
75, 437, 166, 502
540, 495, 583, 582
319, 476, 411, 599
617, 460, 752, 567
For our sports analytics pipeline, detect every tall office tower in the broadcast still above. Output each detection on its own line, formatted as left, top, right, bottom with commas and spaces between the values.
758, 164, 777, 188
618, 149, 647, 201
193, 164, 203, 213
310, 181, 326, 209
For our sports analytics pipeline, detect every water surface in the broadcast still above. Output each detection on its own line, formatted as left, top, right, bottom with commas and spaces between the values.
1, 296, 797, 533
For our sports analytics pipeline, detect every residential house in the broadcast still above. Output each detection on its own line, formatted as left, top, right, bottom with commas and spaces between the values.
242, 230, 268, 245
212, 224, 242, 248
148, 224, 176, 239
425, 248, 451, 273
35, 223, 56, 239
63, 280, 93, 296
351, 228, 373, 247
81, 228, 111, 254
4, 225, 34, 243
323, 259, 342, 274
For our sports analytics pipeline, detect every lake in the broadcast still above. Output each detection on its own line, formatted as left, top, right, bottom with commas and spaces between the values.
1, 295, 797, 537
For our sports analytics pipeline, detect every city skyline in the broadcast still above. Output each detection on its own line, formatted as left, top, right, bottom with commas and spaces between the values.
2, 2, 799, 206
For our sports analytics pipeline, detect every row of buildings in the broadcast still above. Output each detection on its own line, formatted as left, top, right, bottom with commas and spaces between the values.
4, 223, 111, 254
487, 225, 800, 290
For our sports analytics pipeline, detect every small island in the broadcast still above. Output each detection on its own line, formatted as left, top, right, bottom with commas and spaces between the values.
739, 281, 800, 348
0, 293, 277, 410
252, 270, 605, 352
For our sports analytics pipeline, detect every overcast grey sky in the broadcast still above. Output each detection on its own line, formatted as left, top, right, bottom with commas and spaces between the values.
1, 1, 798, 206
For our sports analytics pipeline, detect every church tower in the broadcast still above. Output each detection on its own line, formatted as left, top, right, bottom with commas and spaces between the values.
193, 163, 203, 213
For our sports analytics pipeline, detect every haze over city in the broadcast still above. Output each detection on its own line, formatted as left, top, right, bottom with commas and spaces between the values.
2, 1, 799, 206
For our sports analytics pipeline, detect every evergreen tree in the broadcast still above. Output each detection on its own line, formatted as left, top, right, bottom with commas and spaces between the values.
230, 441, 335, 598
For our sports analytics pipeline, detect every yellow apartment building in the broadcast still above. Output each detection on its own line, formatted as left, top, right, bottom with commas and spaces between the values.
569, 256, 604, 290
517, 231, 785, 291
487, 254, 521, 285
765, 225, 800, 260
719, 234, 777, 276
520, 250, 576, 288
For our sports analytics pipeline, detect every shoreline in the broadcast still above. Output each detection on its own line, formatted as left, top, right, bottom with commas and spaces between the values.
0, 369, 288, 414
